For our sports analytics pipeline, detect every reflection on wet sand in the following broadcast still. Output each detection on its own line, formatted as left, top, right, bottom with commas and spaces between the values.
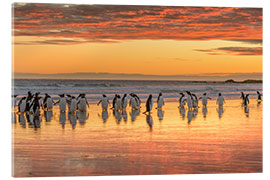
44, 110, 53, 122
157, 109, 164, 121
77, 111, 89, 125
202, 107, 208, 118
12, 100, 262, 177
217, 107, 224, 119
122, 110, 128, 122
59, 112, 66, 128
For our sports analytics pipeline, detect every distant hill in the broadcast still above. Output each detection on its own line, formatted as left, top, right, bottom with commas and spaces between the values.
225, 79, 262, 83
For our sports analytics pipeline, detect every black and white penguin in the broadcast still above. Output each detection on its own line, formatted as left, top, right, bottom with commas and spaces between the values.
77, 94, 89, 112
257, 91, 262, 102
216, 93, 225, 107
240, 92, 245, 104
243, 94, 250, 106
25, 91, 34, 112
54, 94, 67, 112
121, 94, 128, 109
18, 97, 27, 113
131, 93, 141, 108
129, 93, 137, 110
179, 93, 186, 108
12, 95, 18, 107
156, 92, 164, 109
186, 91, 193, 110
97, 94, 110, 110
144, 94, 153, 114
200, 93, 211, 107
111, 94, 118, 109
69, 96, 77, 113
43, 93, 54, 110
191, 93, 198, 108
115, 94, 122, 111
29, 93, 41, 115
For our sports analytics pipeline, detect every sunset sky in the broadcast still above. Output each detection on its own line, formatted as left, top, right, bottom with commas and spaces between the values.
12, 3, 262, 80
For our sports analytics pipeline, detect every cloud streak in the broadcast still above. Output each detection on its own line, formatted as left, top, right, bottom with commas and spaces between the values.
12, 3, 262, 45
195, 47, 262, 56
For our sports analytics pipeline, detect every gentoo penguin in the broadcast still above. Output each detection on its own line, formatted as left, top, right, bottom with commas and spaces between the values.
216, 93, 225, 107
257, 91, 262, 101
186, 91, 193, 110
115, 94, 122, 111
43, 93, 54, 110
18, 97, 27, 113
240, 92, 245, 104
121, 94, 128, 109
156, 92, 164, 109
69, 96, 77, 113
54, 94, 67, 112
243, 94, 250, 106
66, 94, 72, 110
77, 94, 89, 112
191, 93, 198, 108
133, 94, 141, 108
97, 94, 110, 110
200, 93, 211, 107
129, 94, 137, 110
143, 94, 153, 114
179, 93, 186, 108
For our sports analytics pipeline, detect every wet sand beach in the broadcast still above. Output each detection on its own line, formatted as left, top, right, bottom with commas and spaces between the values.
12, 99, 262, 177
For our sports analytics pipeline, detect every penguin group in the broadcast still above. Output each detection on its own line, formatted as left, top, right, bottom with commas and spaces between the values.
12, 90, 263, 129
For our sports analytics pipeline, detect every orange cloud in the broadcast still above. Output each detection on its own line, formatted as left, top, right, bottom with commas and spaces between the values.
12, 3, 262, 45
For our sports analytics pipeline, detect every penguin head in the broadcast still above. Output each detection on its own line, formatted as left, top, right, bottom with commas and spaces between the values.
102, 94, 106, 97
257, 91, 260, 94
123, 93, 127, 97
203, 93, 206, 95
149, 94, 152, 98
59, 94, 65, 97
159, 93, 162, 96
218, 93, 222, 96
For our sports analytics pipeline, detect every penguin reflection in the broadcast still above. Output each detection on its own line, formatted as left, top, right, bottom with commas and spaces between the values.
202, 107, 208, 119
122, 110, 128, 122
33, 115, 41, 129
244, 106, 249, 117
146, 113, 153, 130
68, 112, 77, 129
187, 110, 193, 124
76, 111, 89, 125
98, 110, 109, 123
179, 107, 185, 120
113, 109, 122, 124
217, 106, 224, 119
59, 112, 66, 129
12, 112, 17, 124
44, 110, 53, 122
130, 108, 140, 122
157, 109, 164, 121
18, 113, 26, 128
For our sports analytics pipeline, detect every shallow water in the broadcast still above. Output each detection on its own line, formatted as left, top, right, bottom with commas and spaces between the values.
12, 100, 262, 177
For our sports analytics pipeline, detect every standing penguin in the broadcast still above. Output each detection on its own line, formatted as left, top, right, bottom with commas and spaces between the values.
111, 94, 118, 109
115, 94, 122, 111
29, 93, 41, 115
156, 92, 165, 109
129, 94, 137, 110
77, 94, 89, 112
54, 94, 67, 112
199, 93, 211, 107
257, 91, 262, 102
18, 97, 27, 113
179, 93, 186, 108
143, 94, 153, 114
68, 96, 77, 113
191, 93, 198, 108
121, 94, 128, 109
97, 94, 110, 110
25, 91, 34, 112
12, 95, 18, 107
43, 93, 54, 110
243, 94, 250, 106
216, 93, 225, 107
186, 91, 193, 110
132, 93, 141, 108
240, 92, 245, 104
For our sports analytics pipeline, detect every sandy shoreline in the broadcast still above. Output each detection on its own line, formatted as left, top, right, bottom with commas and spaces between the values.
12, 99, 262, 177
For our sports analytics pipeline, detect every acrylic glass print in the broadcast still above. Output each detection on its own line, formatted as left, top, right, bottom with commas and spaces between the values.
12, 3, 262, 177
